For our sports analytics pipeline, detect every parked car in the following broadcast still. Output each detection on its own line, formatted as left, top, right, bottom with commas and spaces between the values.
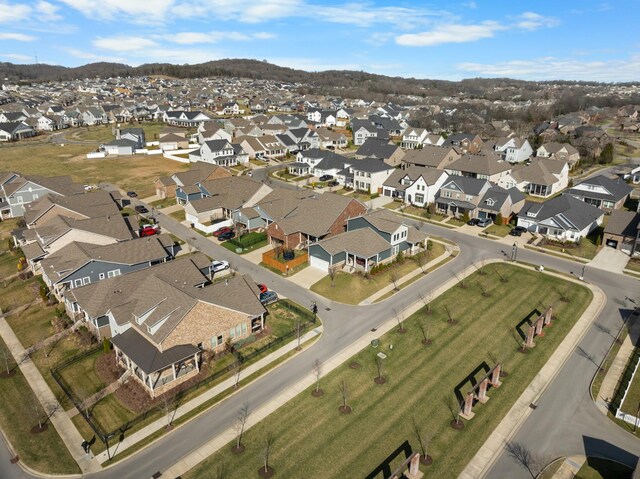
259, 291, 278, 305
319, 174, 333, 182
218, 230, 235, 241
509, 226, 527, 237
467, 218, 480, 226
327, 180, 339, 187
213, 226, 232, 237
211, 260, 230, 273
257, 283, 268, 293
135, 205, 148, 214
126, 191, 137, 198
477, 217, 492, 227
139, 225, 158, 237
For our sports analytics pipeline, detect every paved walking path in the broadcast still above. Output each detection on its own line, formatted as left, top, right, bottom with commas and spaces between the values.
459, 269, 607, 479
552, 456, 586, 478
359, 240, 456, 305
595, 312, 640, 414
93, 326, 323, 464
0, 315, 102, 474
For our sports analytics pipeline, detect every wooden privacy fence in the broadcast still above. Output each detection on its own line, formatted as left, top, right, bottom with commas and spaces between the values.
262, 249, 308, 273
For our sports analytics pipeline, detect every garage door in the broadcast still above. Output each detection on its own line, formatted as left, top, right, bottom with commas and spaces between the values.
309, 255, 330, 272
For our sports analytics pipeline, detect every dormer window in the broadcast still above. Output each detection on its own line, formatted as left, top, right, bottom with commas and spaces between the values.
486, 198, 495, 206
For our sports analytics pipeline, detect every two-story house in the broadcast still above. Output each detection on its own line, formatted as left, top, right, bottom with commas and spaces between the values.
382, 167, 449, 207
501, 158, 569, 198
536, 142, 580, 167
355, 138, 405, 167
445, 153, 512, 184
435, 176, 491, 218
494, 137, 533, 163
564, 175, 632, 212
401, 145, 461, 170
602, 210, 640, 256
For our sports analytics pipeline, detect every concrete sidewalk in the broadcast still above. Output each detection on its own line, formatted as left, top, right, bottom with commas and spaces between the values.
459, 270, 607, 479
94, 325, 323, 464
0, 316, 102, 474
552, 456, 586, 478
595, 312, 640, 414
359, 240, 455, 305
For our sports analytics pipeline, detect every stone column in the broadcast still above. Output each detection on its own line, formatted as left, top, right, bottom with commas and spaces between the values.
491, 364, 502, 388
406, 453, 424, 479
525, 325, 536, 348
544, 307, 553, 326
172, 363, 177, 380
535, 317, 544, 337
477, 378, 490, 404
461, 391, 475, 420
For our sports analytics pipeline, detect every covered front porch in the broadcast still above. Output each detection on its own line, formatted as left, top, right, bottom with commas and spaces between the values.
527, 183, 552, 197
436, 199, 476, 218
111, 328, 201, 398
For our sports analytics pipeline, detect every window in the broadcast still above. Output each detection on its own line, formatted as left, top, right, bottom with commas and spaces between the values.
217, 334, 223, 345
99, 273, 105, 280
74, 278, 83, 287
465, 195, 473, 202
442, 191, 452, 198
241, 323, 247, 335
107, 269, 121, 278
229, 327, 235, 339
82, 277, 90, 285
415, 194, 424, 204
235, 325, 242, 337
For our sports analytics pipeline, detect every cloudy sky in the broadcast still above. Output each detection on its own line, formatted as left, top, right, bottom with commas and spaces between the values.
0, 0, 638, 81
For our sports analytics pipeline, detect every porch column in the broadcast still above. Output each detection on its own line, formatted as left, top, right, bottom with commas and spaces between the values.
461, 391, 475, 420
477, 378, 490, 404
544, 307, 553, 326
364, 257, 368, 272
525, 324, 536, 348
535, 316, 544, 337
172, 363, 177, 380
491, 364, 502, 388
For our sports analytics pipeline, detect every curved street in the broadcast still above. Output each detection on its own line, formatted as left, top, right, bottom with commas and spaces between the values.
2, 204, 639, 479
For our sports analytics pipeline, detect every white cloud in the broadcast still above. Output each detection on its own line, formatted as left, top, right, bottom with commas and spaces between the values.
93, 36, 158, 51
167, 31, 275, 44
0, 2, 31, 23
59, 0, 174, 23
515, 12, 559, 31
457, 56, 640, 82
0, 33, 37, 41
35, 1, 63, 21
396, 21, 505, 47
1, 53, 32, 62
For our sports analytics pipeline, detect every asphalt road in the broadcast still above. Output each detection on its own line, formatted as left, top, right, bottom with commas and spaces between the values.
2, 199, 639, 479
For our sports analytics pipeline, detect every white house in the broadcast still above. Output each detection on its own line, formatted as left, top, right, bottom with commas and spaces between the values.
351, 159, 395, 194
382, 167, 449, 207
494, 137, 533, 163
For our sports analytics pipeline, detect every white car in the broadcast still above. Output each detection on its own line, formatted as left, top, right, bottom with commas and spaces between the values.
211, 260, 230, 273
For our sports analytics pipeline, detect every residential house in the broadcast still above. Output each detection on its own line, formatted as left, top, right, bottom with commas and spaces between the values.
0, 121, 36, 141
445, 153, 512, 183
118, 127, 146, 149
602, 210, 640, 256
476, 185, 526, 223
22, 190, 121, 228
189, 139, 248, 166
154, 164, 231, 199
66, 255, 266, 396
197, 123, 232, 144
401, 145, 461, 170
315, 127, 348, 150
565, 175, 633, 212
500, 158, 569, 198
164, 110, 211, 127
401, 127, 429, 149
516, 194, 604, 243
494, 137, 533, 163
266, 193, 366, 250
355, 138, 405, 167
443, 133, 483, 153
536, 142, 580, 167
435, 176, 491, 218
308, 209, 427, 273
41, 235, 175, 301
351, 119, 380, 146
103, 138, 137, 156
350, 159, 396, 194
382, 167, 449, 207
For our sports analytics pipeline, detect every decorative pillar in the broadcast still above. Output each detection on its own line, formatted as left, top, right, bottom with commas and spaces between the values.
172, 363, 177, 380
535, 317, 544, 337
194, 352, 200, 372
461, 391, 475, 420
406, 453, 424, 479
525, 325, 536, 348
491, 364, 502, 388
544, 307, 553, 326
477, 378, 490, 404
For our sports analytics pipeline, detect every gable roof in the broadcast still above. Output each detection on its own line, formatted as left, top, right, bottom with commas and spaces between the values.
519, 194, 603, 231
23, 190, 120, 226
402, 145, 459, 168
441, 175, 489, 196
478, 185, 525, 212
447, 153, 511, 176
604, 210, 640, 237
567, 174, 633, 202
355, 138, 401, 159
383, 166, 447, 191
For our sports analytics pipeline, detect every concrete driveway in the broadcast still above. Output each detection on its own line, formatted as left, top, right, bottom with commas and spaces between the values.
589, 246, 630, 273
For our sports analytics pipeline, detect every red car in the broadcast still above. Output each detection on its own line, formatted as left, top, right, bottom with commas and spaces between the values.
139, 225, 158, 237
257, 283, 268, 293
213, 226, 232, 237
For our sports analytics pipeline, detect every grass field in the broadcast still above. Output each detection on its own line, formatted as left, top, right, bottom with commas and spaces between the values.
0, 140, 191, 198
540, 228, 602, 260
484, 224, 512, 237
184, 264, 591, 479
575, 457, 632, 479
311, 243, 445, 304
619, 348, 640, 417
0, 337, 80, 474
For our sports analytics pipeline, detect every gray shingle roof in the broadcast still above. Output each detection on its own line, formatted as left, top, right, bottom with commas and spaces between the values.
567, 175, 633, 203
604, 210, 640, 237
519, 194, 603, 231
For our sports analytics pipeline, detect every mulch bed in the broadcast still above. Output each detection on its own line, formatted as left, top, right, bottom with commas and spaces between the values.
258, 466, 274, 478
374, 377, 387, 385
339, 405, 352, 414
450, 420, 464, 430
349, 361, 361, 369
30, 424, 48, 434
95, 351, 123, 384
311, 388, 324, 397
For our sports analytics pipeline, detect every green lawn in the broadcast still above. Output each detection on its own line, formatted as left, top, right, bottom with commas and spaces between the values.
221, 232, 268, 255
484, 224, 512, 237
625, 259, 640, 273
58, 348, 107, 401
4, 303, 58, 348
576, 457, 633, 479
446, 217, 466, 227
0, 337, 80, 474
540, 228, 602, 260
311, 244, 445, 305
169, 210, 185, 222
0, 276, 39, 315
183, 264, 591, 479
619, 348, 640, 417
149, 198, 176, 209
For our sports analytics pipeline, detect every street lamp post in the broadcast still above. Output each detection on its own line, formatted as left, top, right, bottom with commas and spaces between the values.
511, 243, 518, 262
580, 264, 586, 281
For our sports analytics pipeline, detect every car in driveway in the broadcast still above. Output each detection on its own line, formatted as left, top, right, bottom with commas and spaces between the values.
126, 191, 138, 198
319, 174, 333, 182
467, 218, 480, 226
134, 205, 148, 214
139, 225, 159, 237
509, 226, 527, 237
477, 217, 492, 227
213, 226, 232, 237
259, 291, 278, 305
211, 260, 230, 273
218, 230, 235, 241
257, 283, 268, 293
327, 180, 339, 187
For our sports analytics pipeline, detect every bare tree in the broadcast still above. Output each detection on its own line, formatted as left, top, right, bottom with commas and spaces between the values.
418, 290, 432, 315
161, 393, 178, 429
411, 417, 433, 465
42, 400, 61, 427
494, 267, 507, 283
393, 306, 406, 333
444, 394, 463, 429
455, 270, 467, 289
312, 359, 323, 396
475, 259, 487, 276
505, 441, 541, 478
295, 318, 302, 351
31, 394, 45, 431
374, 355, 386, 384
234, 360, 243, 389
415, 251, 429, 274
444, 305, 457, 325
328, 265, 338, 287
477, 281, 491, 297
415, 317, 432, 346
339, 379, 350, 413
389, 270, 401, 291
233, 402, 250, 453
0, 341, 13, 375
260, 432, 276, 477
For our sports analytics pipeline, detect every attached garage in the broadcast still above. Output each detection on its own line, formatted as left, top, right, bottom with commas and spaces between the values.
309, 255, 330, 273
605, 238, 619, 249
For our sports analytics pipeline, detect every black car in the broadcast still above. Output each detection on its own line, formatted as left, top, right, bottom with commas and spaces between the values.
509, 226, 527, 237
327, 180, 339, 187
467, 218, 480, 226
319, 174, 333, 182
218, 230, 235, 241
134, 205, 148, 214
127, 191, 138, 198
